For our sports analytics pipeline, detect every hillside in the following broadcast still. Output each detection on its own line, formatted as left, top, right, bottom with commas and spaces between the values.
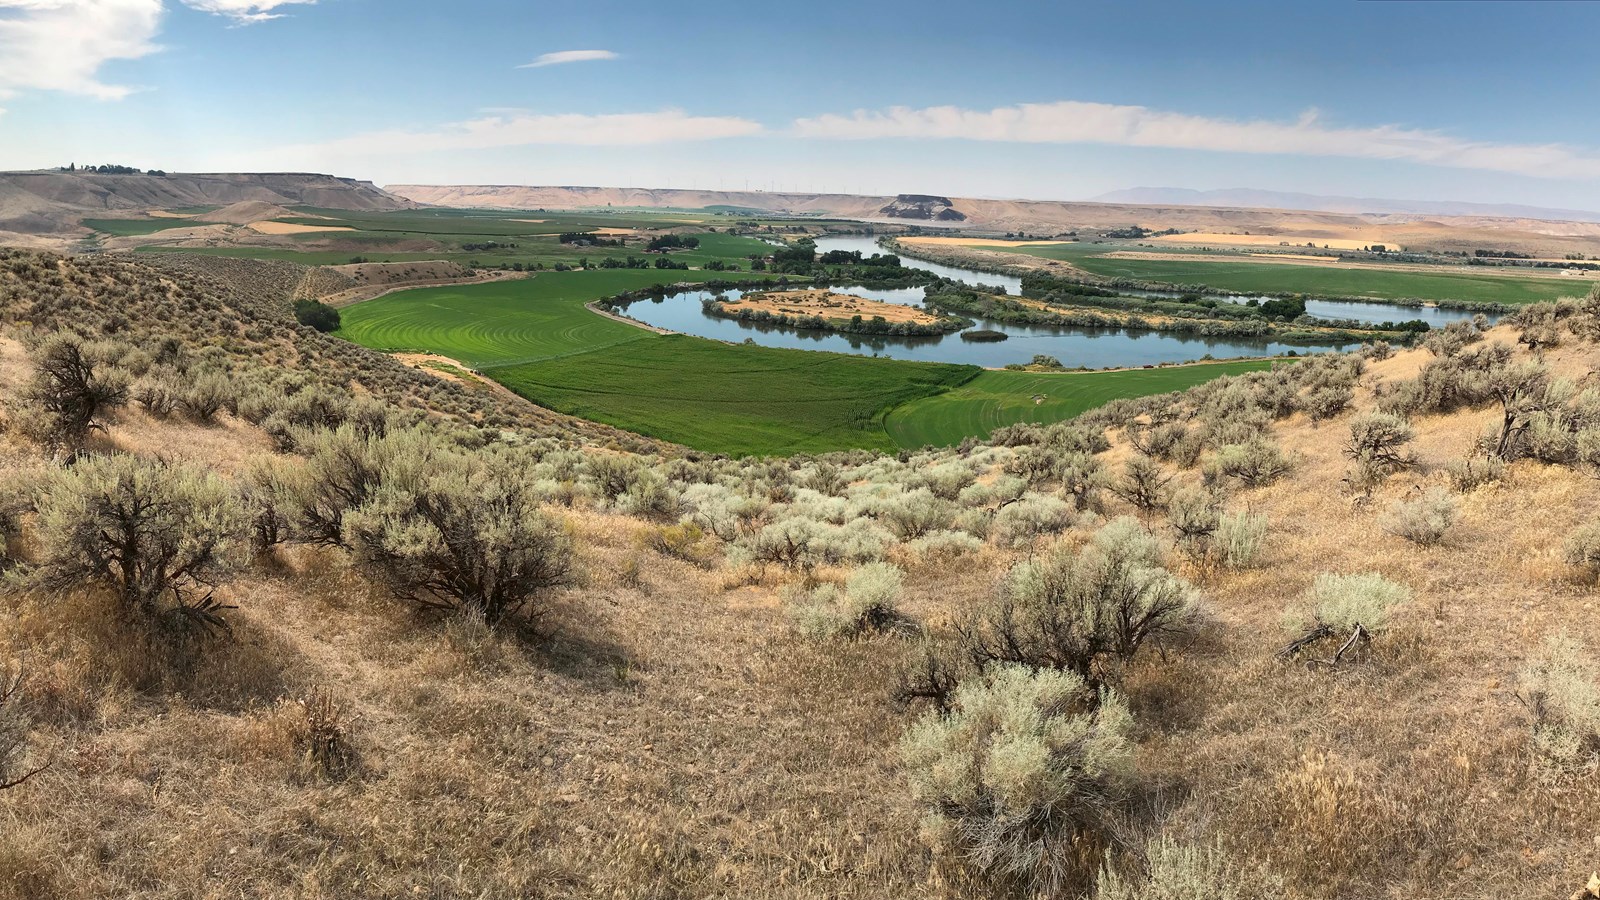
0, 171, 413, 236
1091, 186, 1600, 223
389, 184, 1600, 257
0, 248, 1596, 897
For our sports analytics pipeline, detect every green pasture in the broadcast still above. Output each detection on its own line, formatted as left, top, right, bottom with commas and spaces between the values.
883, 360, 1279, 448
984, 243, 1575, 304
84, 217, 220, 236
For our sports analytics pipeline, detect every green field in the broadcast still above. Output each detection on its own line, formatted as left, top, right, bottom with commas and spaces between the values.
986, 243, 1577, 304
337, 269, 1274, 455
883, 361, 1278, 448
335, 270, 681, 367
84, 217, 220, 236
495, 336, 977, 455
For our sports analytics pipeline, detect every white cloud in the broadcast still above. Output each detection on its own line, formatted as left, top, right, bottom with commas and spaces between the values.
273, 109, 762, 161
0, 0, 163, 100
793, 100, 1600, 181
180, 0, 314, 24
518, 49, 618, 69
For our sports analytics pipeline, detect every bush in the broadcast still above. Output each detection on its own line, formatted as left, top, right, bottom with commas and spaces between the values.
900, 664, 1132, 896
880, 488, 956, 540
1302, 384, 1354, 422
271, 426, 437, 547
1111, 456, 1171, 519
1281, 572, 1410, 663
789, 562, 907, 638
1204, 440, 1291, 488
32, 453, 250, 635
962, 518, 1200, 684
907, 529, 984, 560
0, 664, 46, 790
1344, 412, 1415, 475
1564, 522, 1600, 582
1382, 487, 1457, 546
1091, 835, 1283, 900
1446, 454, 1505, 492
1215, 510, 1268, 569
1166, 487, 1220, 560
991, 494, 1076, 548
293, 299, 341, 332
343, 451, 574, 625
16, 334, 129, 453
1518, 632, 1600, 774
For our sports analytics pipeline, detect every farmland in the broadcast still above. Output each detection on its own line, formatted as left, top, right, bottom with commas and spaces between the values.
982, 242, 1583, 304
337, 269, 1276, 454
883, 360, 1278, 447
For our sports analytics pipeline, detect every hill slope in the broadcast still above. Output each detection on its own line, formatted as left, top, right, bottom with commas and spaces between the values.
0, 171, 414, 234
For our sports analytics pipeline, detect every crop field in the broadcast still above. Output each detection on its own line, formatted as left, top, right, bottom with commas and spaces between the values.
83, 217, 221, 236
334, 270, 679, 367
337, 268, 1266, 454
883, 359, 1279, 448
985, 243, 1580, 304
494, 336, 978, 455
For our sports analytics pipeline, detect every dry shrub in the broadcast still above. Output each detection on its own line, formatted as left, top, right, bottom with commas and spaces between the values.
1518, 632, 1600, 776
789, 562, 909, 639
900, 664, 1132, 897
1215, 510, 1267, 569
1382, 487, 1458, 546
1563, 522, 1600, 583
1090, 835, 1284, 900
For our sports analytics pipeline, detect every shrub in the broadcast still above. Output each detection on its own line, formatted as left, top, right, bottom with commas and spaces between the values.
1446, 454, 1504, 491
16, 334, 129, 453
272, 426, 439, 547
179, 370, 234, 422
962, 518, 1200, 684
1518, 632, 1600, 774
991, 494, 1076, 549
32, 453, 250, 635
900, 664, 1132, 896
789, 562, 908, 638
0, 664, 46, 790
1281, 572, 1411, 663
1214, 510, 1268, 569
1091, 836, 1283, 900
1058, 451, 1109, 511
642, 522, 712, 568
739, 516, 822, 570
343, 451, 574, 625
1204, 440, 1291, 488
1166, 487, 1220, 561
1382, 487, 1458, 546
293, 299, 342, 332
1563, 522, 1600, 582
1111, 456, 1171, 519
1302, 384, 1354, 422
1343, 412, 1415, 475
880, 488, 956, 540
908, 529, 984, 560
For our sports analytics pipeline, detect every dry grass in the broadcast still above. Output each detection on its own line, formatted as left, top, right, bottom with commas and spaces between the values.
1, 254, 1600, 898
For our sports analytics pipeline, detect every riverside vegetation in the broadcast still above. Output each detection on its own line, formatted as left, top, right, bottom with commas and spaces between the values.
1, 247, 1600, 898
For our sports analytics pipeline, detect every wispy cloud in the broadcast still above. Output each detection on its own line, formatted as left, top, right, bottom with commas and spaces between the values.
518, 49, 618, 69
793, 100, 1600, 181
180, 0, 314, 25
0, 0, 163, 100
266, 109, 762, 163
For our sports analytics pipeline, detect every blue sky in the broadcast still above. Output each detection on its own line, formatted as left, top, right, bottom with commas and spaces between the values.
5, 0, 1600, 206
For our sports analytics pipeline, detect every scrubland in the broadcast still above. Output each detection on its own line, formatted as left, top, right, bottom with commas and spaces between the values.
0, 248, 1599, 898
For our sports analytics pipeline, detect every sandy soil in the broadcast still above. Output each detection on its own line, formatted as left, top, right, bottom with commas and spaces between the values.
249, 221, 356, 235
589, 227, 638, 236
511, 219, 547, 224
146, 210, 198, 219
902, 236, 1070, 248
719, 288, 942, 325
1148, 232, 1396, 251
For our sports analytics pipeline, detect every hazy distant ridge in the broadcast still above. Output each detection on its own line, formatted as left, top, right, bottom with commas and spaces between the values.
1089, 187, 1600, 223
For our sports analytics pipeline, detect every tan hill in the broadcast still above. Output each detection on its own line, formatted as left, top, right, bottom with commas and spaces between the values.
0, 171, 414, 235
390, 184, 1600, 257
205, 200, 296, 225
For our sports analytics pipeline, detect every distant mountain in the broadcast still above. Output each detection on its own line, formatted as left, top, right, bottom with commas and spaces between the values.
0, 171, 413, 234
1088, 187, 1600, 223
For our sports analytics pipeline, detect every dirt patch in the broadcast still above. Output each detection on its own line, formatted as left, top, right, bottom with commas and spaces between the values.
146, 210, 198, 219
717, 288, 942, 325
511, 219, 548, 224
249, 221, 356, 235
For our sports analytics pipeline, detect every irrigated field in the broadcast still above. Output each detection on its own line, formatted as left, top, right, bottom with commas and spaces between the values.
337, 270, 1279, 455
884, 360, 1278, 447
84, 216, 221, 236
495, 336, 977, 455
986, 243, 1581, 304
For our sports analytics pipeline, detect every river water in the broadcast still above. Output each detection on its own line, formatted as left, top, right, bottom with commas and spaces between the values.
610, 236, 1375, 368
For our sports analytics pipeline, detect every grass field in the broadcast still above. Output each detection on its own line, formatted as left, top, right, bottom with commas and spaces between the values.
494, 336, 977, 455
987, 243, 1581, 304
884, 360, 1279, 447
335, 270, 677, 367
84, 217, 220, 236
337, 270, 1273, 454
